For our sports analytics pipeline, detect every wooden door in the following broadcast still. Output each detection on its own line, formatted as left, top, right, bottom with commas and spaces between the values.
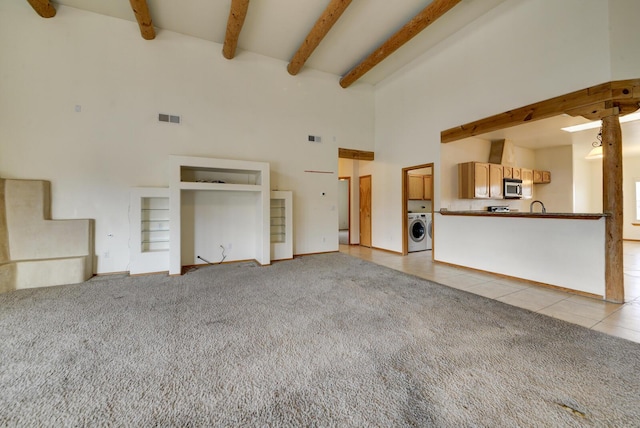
359, 175, 372, 248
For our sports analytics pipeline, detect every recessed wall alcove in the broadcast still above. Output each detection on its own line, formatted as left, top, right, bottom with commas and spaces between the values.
169, 156, 271, 275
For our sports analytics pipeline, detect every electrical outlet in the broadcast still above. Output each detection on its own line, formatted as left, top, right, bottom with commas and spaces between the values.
322, 237, 326, 243
228, 243, 232, 250
103, 251, 110, 259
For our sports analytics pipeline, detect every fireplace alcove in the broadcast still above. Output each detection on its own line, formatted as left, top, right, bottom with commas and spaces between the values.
169, 156, 271, 275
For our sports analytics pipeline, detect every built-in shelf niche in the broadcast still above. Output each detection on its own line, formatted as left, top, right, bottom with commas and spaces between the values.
271, 191, 292, 260
130, 187, 170, 275
169, 156, 270, 275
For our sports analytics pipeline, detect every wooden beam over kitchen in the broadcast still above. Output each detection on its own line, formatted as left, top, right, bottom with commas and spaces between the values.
441, 79, 640, 143
222, 0, 250, 60
340, 0, 461, 88
129, 0, 155, 40
26, 0, 56, 18
338, 148, 374, 161
288, 0, 353, 76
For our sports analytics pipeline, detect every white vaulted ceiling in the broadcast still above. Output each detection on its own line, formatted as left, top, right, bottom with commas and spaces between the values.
50, 0, 507, 85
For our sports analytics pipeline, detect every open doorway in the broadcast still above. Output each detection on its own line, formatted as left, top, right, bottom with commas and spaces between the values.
402, 163, 434, 256
338, 177, 351, 245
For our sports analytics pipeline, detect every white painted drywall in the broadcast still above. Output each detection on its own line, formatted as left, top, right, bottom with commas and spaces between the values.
533, 146, 573, 213
374, 0, 613, 253
608, 0, 640, 80
435, 213, 606, 296
0, 3, 374, 273
623, 155, 640, 241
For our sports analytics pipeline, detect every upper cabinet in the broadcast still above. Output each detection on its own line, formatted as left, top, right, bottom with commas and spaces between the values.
458, 162, 502, 199
423, 175, 433, 200
459, 162, 548, 200
408, 174, 432, 200
533, 170, 551, 184
521, 168, 533, 199
489, 163, 504, 199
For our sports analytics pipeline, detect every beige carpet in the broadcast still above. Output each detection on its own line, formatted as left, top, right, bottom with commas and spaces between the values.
1, 253, 639, 426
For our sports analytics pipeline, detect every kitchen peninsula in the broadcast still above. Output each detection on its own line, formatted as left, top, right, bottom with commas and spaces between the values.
434, 210, 607, 297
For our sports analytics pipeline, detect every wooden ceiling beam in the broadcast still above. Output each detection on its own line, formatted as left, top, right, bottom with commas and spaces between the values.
441, 79, 640, 143
340, 0, 461, 88
287, 0, 353, 76
129, 0, 155, 40
338, 148, 374, 161
223, 0, 250, 60
26, 0, 56, 18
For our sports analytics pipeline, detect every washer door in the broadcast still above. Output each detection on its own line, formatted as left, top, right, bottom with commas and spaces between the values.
410, 219, 426, 242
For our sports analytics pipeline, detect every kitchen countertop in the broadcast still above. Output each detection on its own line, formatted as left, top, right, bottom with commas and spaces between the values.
438, 210, 607, 220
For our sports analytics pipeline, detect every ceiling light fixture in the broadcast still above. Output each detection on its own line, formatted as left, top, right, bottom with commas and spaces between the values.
562, 111, 640, 133
585, 128, 603, 160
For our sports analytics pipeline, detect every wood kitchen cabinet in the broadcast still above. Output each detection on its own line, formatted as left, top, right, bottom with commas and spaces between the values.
521, 168, 533, 199
459, 162, 502, 199
408, 174, 432, 200
512, 168, 522, 180
408, 174, 423, 200
503, 166, 513, 179
423, 175, 433, 200
489, 163, 504, 199
533, 170, 552, 184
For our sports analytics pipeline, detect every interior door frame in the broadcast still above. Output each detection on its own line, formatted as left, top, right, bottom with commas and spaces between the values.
338, 176, 351, 245
402, 163, 434, 256
359, 175, 372, 248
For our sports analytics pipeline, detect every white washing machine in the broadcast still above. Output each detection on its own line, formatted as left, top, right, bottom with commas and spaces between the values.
408, 213, 432, 252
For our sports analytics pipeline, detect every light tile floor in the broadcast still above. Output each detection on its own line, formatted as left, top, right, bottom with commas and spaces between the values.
339, 241, 640, 344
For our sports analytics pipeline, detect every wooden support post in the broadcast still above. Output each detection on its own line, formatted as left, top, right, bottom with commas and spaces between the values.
26, 0, 56, 18
129, 0, 155, 40
602, 114, 624, 303
287, 0, 353, 75
222, 0, 250, 60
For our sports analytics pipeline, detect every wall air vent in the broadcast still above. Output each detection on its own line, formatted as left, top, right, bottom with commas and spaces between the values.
159, 113, 181, 124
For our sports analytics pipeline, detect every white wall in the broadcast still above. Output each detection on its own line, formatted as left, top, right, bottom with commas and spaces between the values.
622, 156, 640, 240
436, 214, 606, 296
0, 3, 374, 273
533, 145, 573, 213
374, 0, 613, 253
609, 0, 640, 80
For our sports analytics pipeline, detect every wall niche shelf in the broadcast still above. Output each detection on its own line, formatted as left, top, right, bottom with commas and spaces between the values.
129, 187, 170, 275
271, 191, 293, 260
169, 156, 271, 275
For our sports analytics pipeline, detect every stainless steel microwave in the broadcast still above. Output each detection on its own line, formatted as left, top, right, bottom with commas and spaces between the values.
504, 178, 522, 199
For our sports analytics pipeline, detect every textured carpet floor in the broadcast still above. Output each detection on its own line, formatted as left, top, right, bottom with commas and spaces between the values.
1, 253, 639, 426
